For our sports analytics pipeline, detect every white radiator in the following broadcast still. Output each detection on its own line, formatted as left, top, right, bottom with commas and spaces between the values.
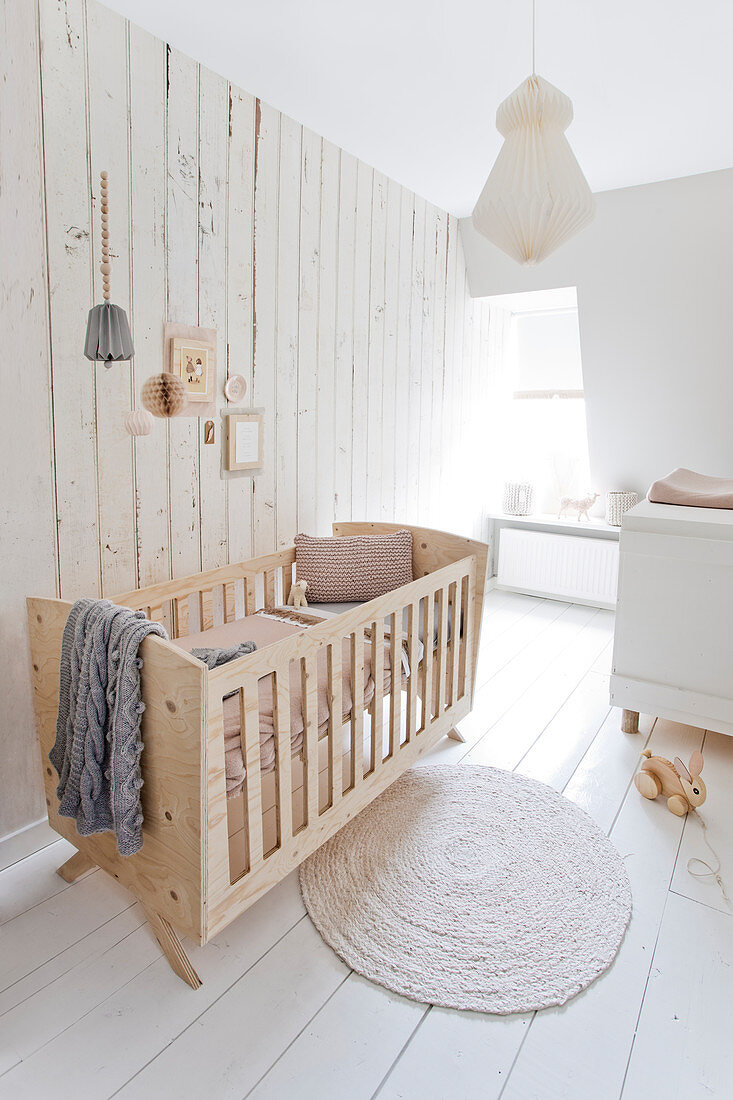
497, 528, 619, 608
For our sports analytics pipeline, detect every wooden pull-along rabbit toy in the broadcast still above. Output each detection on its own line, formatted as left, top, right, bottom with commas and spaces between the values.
634, 748, 706, 816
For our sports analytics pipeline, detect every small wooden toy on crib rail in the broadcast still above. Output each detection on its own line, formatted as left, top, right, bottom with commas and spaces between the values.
634, 749, 706, 816
287, 579, 309, 610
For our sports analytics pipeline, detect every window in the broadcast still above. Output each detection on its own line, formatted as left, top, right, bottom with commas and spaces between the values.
488, 287, 592, 516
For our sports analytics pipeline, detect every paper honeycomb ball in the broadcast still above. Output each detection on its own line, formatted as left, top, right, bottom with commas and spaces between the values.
124, 408, 155, 436
141, 372, 187, 418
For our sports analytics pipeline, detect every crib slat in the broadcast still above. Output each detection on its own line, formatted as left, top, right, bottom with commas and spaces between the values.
462, 568, 476, 700
388, 611, 402, 757
224, 582, 236, 623
174, 596, 189, 638
458, 573, 470, 698
279, 564, 291, 606
350, 629, 365, 787
448, 580, 459, 708
405, 602, 418, 743
421, 594, 434, 732
301, 654, 320, 824
148, 604, 164, 624
264, 569, 276, 608
273, 666, 292, 844
201, 589, 214, 631
244, 576, 257, 616
436, 586, 448, 715
239, 676, 263, 870
369, 618, 384, 773
326, 641, 343, 804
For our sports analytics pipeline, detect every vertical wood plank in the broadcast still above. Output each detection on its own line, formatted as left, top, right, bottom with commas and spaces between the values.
198, 65, 229, 571
297, 127, 320, 537
301, 654, 320, 823
128, 23, 169, 588
0, 0, 57, 834
393, 187, 414, 523
406, 602, 419, 743
315, 139, 340, 533
350, 629, 365, 787
39, 0, 100, 598
407, 197, 425, 525
252, 99, 279, 555
380, 178, 401, 520
365, 170, 387, 518
86, 2, 136, 596
369, 617, 384, 772
334, 151, 357, 521
418, 204, 437, 522
430, 210, 448, 525
275, 113, 301, 549
350, 159, 373, 520
239, 676, 263, 869
389, 611, 402, 757
326, 641, 343, 804
273, 666, 293, 844
421, 593, 434, 731
226, 87, 256, 562
166, 48, 201, 578
436, 584, 448, 714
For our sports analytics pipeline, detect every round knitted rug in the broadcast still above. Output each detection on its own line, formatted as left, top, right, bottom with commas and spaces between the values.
299, 764, 631, 1014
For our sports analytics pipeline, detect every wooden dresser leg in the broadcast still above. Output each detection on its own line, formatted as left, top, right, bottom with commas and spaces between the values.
142, 905, 202, 990
447, 727, 466, 743
621, 709, 640, 735
57, 850, 96, 883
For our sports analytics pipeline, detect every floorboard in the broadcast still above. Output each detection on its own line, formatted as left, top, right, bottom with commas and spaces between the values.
3, 591, 732, 1100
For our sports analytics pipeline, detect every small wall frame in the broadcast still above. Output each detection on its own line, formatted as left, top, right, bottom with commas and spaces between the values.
225, 411, 264, 472
164, 322, 217, 418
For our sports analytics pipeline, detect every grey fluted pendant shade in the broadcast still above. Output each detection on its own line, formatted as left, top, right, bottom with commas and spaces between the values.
84, 301, 134, 362
472, 74, 596, 266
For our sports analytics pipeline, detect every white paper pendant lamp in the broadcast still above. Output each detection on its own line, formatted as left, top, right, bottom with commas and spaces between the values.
472, 74, 596, 266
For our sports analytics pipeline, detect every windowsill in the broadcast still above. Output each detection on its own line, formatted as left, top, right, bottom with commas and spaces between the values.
486, 511, 620, 538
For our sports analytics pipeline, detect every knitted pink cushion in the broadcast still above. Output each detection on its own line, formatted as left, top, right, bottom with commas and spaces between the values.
295, 531, 413, 603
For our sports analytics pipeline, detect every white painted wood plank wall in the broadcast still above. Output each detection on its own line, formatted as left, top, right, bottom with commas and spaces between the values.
0, 0, 492, 837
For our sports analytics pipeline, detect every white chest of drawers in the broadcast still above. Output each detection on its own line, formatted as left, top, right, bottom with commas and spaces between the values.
611, 500, 733, 735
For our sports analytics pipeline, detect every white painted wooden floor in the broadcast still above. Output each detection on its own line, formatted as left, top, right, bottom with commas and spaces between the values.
2, 590, 733, 1100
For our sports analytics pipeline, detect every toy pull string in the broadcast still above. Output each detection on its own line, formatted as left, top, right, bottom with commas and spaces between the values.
688, 810, 732, 910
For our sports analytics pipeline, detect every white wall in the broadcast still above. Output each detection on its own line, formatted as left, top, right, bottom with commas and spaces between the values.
461, 168, 733, 498
0, 0, 491, 839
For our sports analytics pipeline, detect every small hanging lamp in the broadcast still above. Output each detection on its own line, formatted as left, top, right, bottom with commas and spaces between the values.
84, 171, 134, 362
472, 1, 595, 266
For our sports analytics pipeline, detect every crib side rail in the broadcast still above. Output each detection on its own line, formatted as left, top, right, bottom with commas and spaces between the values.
113, 547, 296, 638
202, 554, 477, 939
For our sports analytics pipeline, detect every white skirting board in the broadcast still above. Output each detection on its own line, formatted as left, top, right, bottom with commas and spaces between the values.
497, 527, 619, 608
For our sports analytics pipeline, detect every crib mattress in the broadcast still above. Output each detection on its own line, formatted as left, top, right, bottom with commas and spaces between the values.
172, 609, 409, 796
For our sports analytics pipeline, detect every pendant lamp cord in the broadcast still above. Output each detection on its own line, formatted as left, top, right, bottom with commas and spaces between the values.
531, 0, 536, 74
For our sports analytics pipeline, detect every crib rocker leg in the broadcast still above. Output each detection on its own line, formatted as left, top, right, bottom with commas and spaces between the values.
142, 905, 202, 990
447, 727, 466, 743
57, 849, 96, 883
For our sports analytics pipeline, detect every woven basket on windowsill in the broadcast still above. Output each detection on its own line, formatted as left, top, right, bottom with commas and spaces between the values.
503, 482, 535, 516
606, 491, 638, 527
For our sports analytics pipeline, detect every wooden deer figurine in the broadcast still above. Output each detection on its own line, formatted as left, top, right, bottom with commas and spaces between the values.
634, 748, 706, 817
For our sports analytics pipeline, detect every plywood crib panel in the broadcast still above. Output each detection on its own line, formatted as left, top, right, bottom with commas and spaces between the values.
27, 524, 489, 986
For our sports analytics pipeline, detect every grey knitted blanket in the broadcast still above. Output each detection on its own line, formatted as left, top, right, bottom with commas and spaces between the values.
49, 599, 167, 857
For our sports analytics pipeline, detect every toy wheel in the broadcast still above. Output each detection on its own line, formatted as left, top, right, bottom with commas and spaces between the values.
635, 771, 661, 800
667, 795, 688, 817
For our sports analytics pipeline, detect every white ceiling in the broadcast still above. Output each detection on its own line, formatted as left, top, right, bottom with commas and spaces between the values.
104, 0, 733, 216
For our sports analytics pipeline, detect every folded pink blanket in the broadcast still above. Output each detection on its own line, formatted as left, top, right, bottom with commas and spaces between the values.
647, 468, 733, 510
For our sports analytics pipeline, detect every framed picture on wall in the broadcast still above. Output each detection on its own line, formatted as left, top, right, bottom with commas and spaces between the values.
225, 411, 264, 472
165, 323, 217, 417
170, 337, 213, 403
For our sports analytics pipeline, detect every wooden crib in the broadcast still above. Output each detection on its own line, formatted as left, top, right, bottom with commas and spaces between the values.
27, 522, 489, 988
